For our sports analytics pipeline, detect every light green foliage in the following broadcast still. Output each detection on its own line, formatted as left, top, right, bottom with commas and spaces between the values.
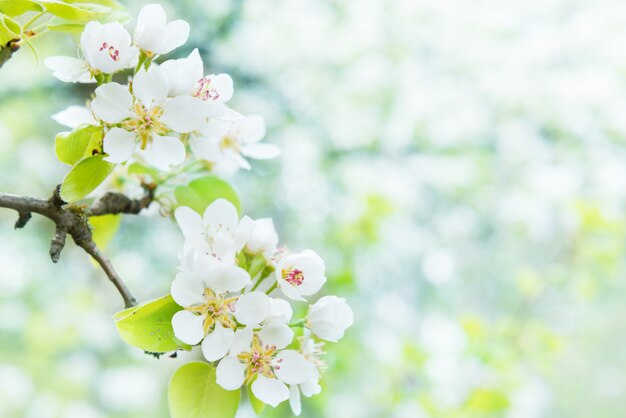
89, 213, 121, 250
247, 385, 266, 415
39, 1, 114, 24
114, 294, 191, 353
59, 154, 115, 202
0, 0, 126, 62
0, 1, 44, 17
0, 13, 19, 44
174, 175, 241, 215
169, 362, 241, 418
55, 125, 103, 166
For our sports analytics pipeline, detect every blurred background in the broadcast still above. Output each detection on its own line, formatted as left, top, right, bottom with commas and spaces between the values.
2, 0, 626, 417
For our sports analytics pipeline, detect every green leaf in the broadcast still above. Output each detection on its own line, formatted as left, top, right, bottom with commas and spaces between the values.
0, 0, 44, 16
247, 385, 265, 415
55, 125, 103, 166
59, 154, 115, 202
174, 175, 241, 215
63, 0, 122, 9
47, 22, 84, 33
90, 214, 121, 250
114, 294, 190, 353
169, 362, 241, 418
128, 162, 161, 181
40, 1, 111, 23
0, 13, 21, 45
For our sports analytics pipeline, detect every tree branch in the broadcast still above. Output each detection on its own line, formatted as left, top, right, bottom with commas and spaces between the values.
0, 188, 137, 308
85, 185, 155, 217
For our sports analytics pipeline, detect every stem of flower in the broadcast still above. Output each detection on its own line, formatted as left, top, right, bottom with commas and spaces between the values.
265, 282, 278, 295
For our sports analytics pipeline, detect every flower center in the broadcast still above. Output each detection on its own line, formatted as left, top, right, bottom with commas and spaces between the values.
219, 135, 239, 151
238, 335, 282, 383
186, 288, 237, 335
99, 42, 120, 62
123, 103, 168, 148
192, 76, 220, 101
283, 268, 304, 286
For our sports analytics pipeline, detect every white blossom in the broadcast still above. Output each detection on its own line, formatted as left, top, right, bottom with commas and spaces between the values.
190, 115, 280, 170
45, 21, 138, 82
307, 296, 353, 342
91, 66, 206, 169
134, 4, 190, 56
215, 327, 315, 407
275, 250, 327, 301
175, 199, 254, 264
246, 218, 279, 258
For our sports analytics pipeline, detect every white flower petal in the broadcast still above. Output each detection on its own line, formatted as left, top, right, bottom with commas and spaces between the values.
174, 206, 204, 241
189, 135, 221, 162
160, 48, 203, 96
229, 327, 253, 355
216, 356, 246, 390
235, 216, 255, 252
134, 4, 189, 55
143, 135, 185, 170
155, 19, 190, 54
103, 128, 136, 164
171, 310, 204, 345
289, 384, 302, 416
258, 322, 294, 349
278, 278, 306, 302
91, 82, 133, 123
299, 377, 322, 398
246, 218, 279, 256
300, 378, 321, 397
52, 106, 97, 128
234, 292, 271, 326
203, 199, 239, 232
307, 296, 353, 342
274, 350, 316, 385
170, 276, 204, 307
201, 323, 234, 361
251, 375, 289, 407
239, 115, 266, 143
210, 74, 234, 103
202, 118, 231, 138
268, 298, 293, 323
206, 265, 250, 295
133, 67, 169, 108
161, 95, 206, 133
241, 143, 281, 160
44, 56, 93, 83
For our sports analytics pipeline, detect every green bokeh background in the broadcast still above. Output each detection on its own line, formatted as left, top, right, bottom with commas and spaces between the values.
2, 0, 626, 417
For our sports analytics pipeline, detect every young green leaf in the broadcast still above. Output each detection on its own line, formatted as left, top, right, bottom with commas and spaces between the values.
0, 0, 44, 17
0, 13, 21, 45
114, 294, 191, 353
169, 362, 241, 418
127, 162, 161, 181
47, 23, 85, 33
90, 214, 121, 250
39, 1, 111, 23
174, 175, 241, 215
55, 125, 103, 166
247, 385, 266, 415
59, 154, 115, 202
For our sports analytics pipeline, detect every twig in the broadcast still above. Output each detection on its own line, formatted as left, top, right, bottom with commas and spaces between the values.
0, 187, 138, 308
85, 185, 155, 217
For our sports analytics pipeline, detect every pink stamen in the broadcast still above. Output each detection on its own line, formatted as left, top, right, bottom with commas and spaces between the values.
284, 268, 304, 286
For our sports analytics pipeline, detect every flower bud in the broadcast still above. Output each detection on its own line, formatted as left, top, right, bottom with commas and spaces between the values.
246, 218, 279, 256
307, 296, 353, 342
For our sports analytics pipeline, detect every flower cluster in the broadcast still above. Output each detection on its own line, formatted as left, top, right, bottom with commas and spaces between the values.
45, 4, 352, 415
46, 3, 279, 172
172, 199, 353, 413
